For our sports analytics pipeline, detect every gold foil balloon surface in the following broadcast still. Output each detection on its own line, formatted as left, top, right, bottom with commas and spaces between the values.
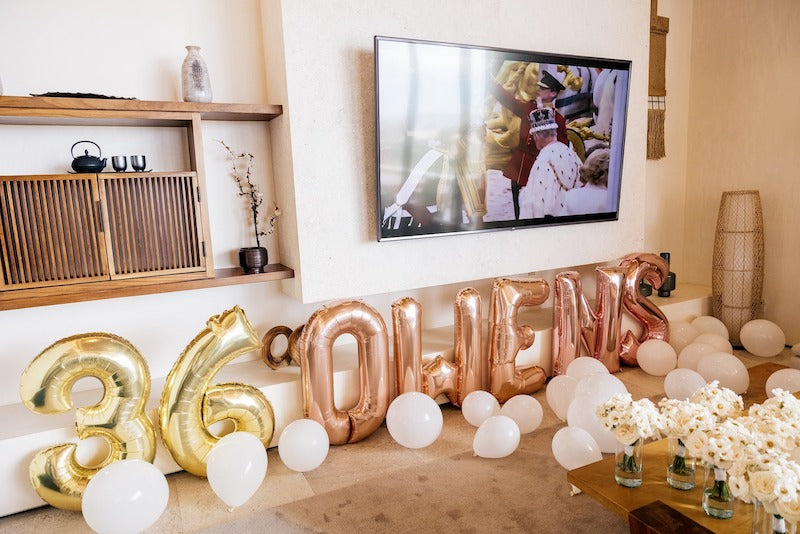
619, 252, 670, 365
300, 300, 390, 445
20, 333, 156, 510
159, 306, 274, 477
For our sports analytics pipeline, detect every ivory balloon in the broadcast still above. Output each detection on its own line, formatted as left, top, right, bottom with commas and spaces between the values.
462, 390, 501, 427
206, 432, 268, 509
637, 339, 677, 376
278, 419, 330, 472
691, 316, 730, 340
551, 426, 603, 470
765, 369, 800, 398
565, 357, 609, 380
574, 373, 627, 409
566, 395, 618, 453
668, 321, 701, 355
546, 375, 578, 421
82, 460, 168, 534
500, 395, 543, 434
473, 415, 520, 458
677, 343, 717, 371
386, 392, 443, 448
696, 353, 749, 394
664, 368, 707, 400
694, 333, 733, 354
740, 319, 786, 357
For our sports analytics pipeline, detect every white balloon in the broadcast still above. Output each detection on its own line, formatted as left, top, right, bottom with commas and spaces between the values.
694, 333, 733, 354
462, 390, 500, 427
472, 415, 520, 458
546, 375, 578, 421
696, 352, 749, 394
765, 369, 800, 398
82, 460, 168, 534
792, 343, 800, 356
668, 320, 701, 355
677, 342, 717, 370
740, 319, 786, 357
574, 373, 627, 409
565, 357, 609, 380
386, 392, 443, 448
207, 432, 268, 509
278, 419, 330, 472
500, 395, 543, 434
691, 316, 730, 340
664, 368, 707, 400
637, 339, 677, 376
551, 426, 603, 471
566, 395, 617, 453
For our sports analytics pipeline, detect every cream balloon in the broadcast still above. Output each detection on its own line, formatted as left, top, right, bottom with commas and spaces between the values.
696, 353, 749, 394
462, 390, 501, 427
551, 426, 603, 470
82, 460, 168, 534
565, 357, 609, 380
677, 342, 717, 371
740, 319, 786, 357
792, 343, 800, 356
473, 415, 520, 458
546, 375, 578, 422
566, 395, 617, 453
765, 369, 800, 398
278, 419, 330, 472
691, 316, 730, 340
664, 368, 707, 400
574, 373, 627, 409
667, 320, 700, 355
386, 392, 443, 448
694, 333, 733, 354
637, 339, 677, 376
500, 395, 543, 434
206, 432, 268, 509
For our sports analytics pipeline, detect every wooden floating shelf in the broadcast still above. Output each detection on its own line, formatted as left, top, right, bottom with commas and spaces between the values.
0, 264, 294, 310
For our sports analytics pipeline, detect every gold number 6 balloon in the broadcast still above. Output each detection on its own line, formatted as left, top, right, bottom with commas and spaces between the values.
159, 306, 275, 477
19, 333, 156, 511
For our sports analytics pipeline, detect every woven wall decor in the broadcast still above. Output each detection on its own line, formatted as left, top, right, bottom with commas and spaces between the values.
711, 190, 765, 345
647, 0, 669, 160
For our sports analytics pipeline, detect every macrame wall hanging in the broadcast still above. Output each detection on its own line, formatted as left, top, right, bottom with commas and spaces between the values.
648, 0, 669, 159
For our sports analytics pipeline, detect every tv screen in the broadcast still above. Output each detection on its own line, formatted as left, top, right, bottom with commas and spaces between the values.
375, 36, 631, 241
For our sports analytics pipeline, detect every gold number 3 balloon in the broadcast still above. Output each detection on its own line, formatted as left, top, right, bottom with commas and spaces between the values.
19, 333, 156, 511
159, 306, 275, 477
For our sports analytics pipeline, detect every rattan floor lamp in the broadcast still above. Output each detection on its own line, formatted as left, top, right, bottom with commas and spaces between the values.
711, 190, 764, 346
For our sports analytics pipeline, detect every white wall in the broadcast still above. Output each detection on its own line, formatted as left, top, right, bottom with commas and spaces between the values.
264, 0, 652, 303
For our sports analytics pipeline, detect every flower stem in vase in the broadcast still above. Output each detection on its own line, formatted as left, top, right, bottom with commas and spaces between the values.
752, 500, 793, 534
666, 437, 695, 490
702, 465, 734, 519
614, 439, 643, 488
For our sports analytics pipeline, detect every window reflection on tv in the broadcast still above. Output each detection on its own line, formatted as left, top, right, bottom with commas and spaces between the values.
375, 36, 631, 241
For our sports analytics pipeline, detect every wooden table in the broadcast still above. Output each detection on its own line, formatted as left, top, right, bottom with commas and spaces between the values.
567, 362, 789, 533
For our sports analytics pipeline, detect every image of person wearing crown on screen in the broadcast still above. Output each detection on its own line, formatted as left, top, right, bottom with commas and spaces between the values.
519, 107, 582, 219
488, 65, 568, 220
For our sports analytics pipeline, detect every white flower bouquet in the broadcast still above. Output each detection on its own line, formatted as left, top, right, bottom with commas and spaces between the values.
659, 398, 716, 486
597, 393, 662, 445
688, 381, 743, 423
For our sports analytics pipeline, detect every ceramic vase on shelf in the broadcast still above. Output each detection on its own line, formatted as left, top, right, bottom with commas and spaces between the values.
701, 464, 734, 519
181, 45, 212, 103
752, 499, 795, 534
614, 438, 643, 488
238, 247, 268, 274
666, 437, 695, 490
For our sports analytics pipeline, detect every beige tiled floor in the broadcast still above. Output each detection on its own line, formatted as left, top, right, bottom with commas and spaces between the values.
2, 349, 797, 533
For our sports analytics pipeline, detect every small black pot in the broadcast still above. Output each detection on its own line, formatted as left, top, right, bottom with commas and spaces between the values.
238, 247, 268, 274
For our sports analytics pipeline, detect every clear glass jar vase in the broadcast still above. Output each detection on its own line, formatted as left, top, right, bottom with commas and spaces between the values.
752, 499, 796, 534
702, 464, 734, 519
666, 436, 695, 490
614, 438, 643, 488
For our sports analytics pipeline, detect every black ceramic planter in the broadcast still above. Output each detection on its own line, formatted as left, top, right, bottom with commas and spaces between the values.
238, 246, 268, 274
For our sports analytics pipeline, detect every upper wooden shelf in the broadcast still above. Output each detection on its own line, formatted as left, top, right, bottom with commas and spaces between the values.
0, 95, 283, 126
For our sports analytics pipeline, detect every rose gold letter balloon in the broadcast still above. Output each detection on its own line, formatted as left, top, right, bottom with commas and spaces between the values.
552, 267, 627, 374
301, 300, 390, 445
488, 278, 548, 402
20, 333, 156, 510
618, 252, 670, 365
159, 306, 274, 477
392, 297, 425, 395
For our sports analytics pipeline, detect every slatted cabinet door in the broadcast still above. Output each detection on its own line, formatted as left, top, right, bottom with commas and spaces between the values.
0, 175, 108, 289
98, 172, 208, 279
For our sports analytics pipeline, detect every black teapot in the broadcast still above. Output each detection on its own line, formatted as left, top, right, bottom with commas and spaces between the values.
71, 140, 107, 173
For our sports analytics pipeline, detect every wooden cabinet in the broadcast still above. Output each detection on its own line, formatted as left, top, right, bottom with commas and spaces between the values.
0, 96, 293, 310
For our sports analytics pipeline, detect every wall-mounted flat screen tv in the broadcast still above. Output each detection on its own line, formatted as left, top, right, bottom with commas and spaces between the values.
375, 36, 631, 241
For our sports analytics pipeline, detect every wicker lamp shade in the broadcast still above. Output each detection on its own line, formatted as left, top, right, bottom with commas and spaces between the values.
711, 190, 764, 345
